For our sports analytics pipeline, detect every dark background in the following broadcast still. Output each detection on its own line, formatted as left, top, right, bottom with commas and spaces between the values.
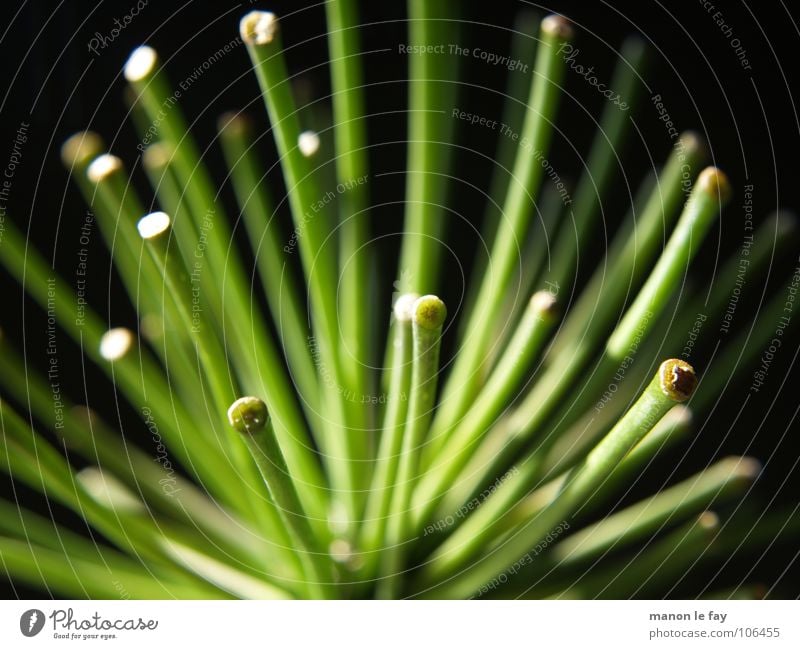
0, 0, 798, 598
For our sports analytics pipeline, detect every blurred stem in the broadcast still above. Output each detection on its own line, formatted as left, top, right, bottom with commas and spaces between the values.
419, 359, 697, 597
379, 296, 446, 596
326, 0, 373, 429
435, 15, 573, 439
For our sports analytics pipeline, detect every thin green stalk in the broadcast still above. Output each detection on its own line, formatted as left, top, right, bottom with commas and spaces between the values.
452, 167, 730, 505
60, 131, 105, 194
419, 402, 692, 584
542, 36, 649, 293
216, 113, 322, 432
125, 44, 329, 526
228, 397, 334, 598
379, 295, 446, 596
0, 537, 228, 599
692, 275, 800, 413
0, 335, 261, 561
607, 168, 731, 358
397, 0, 461, 294
502, 404, 693, 543
546, 457, 759, 566
548, 133, 706, 360
434, 15, 573, 436
240, 12, 362, 524
138, 211, 236, 411
0, 219, 267, 519
552, 512, 720, 599
83, 154, 163, 320
359, 294, 416, 577
412, 291, 559, 527
325, 0, 373, 425
419, 358, 697, 598
138, 211, 303, 557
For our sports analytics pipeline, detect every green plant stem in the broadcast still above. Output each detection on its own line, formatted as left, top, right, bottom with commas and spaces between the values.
139, 213, 303, 556
551, 512, 720, 599
412, 291, 558, 527
0, 337, 268, 565
397, 0, 461, 294
0, 220, 250, 508
359, 295, 416, 578
379, 296, 446, 596
510, 404, 693, 537
325, 0, 373, 426
419, 402, 692, 585
607, 167, 731, 358
546, 456, 758, 566
449, 166, 730, 508
125, 45, 329, 527
240, 13, 363, 524
542, 36, 648, 294
548, 133, 706, 360
83, 155, 163, 321
0, 537, 229, 599
691, 275, 800, 413
418, 359, 697, 598
229, 397, 334, 598
216, 114, 322, 434
434, 15, 573, 437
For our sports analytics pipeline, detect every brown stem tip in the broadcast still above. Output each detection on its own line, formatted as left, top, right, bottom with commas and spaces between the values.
658, 358, 697, 402
697, 167, 732, 204
541, 14, 574, 41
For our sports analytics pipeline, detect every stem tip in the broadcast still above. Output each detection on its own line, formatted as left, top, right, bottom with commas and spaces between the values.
227, 396, 270, 435
240, 11, 279, 46
61, 132, 105, 169
541, 14, 574, 41
697, 167, 731, 204
393, 293, 419, 323
123, 46, 158, 83
658, 359, 697, 402
413, 295, 447, 331
86, 154, 123, 183
137, 211, 171, 240
99, 327, 135, 362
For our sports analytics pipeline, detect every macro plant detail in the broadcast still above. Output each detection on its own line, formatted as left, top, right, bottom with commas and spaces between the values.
0, 1, 798, 601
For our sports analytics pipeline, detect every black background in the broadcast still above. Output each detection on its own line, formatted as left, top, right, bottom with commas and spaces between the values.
0, 0, 798, 598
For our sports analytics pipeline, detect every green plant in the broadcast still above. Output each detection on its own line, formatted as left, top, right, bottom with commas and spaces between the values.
0, 4, 797, 600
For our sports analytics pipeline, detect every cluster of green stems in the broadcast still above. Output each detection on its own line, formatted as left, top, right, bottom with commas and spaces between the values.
0, 3, 796, 600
